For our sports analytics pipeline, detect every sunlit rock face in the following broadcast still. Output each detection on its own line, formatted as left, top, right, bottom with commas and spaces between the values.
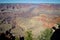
0, 4, 60, 37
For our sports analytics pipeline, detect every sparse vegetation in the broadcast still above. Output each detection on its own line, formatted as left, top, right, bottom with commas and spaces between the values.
25, 28, 53, 40
37, 28, 53, 40
25, 30, 33, 40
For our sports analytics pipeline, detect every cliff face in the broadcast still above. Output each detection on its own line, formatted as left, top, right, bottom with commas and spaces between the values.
0, 4, 60, 36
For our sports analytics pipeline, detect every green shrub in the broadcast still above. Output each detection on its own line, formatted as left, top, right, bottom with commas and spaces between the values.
25, 30, 33, 40
38, 28, 53, 40
15, 37, 19, 40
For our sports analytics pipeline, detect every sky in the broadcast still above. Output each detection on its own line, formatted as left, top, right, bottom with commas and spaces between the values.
0, 0, 60, 3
